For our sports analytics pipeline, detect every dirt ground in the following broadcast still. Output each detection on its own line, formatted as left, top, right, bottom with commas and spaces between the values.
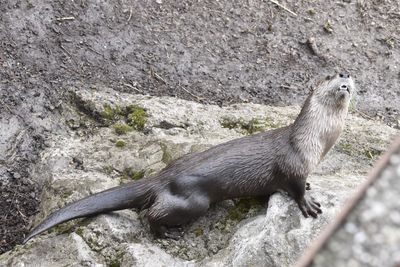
1, 0, 399, 254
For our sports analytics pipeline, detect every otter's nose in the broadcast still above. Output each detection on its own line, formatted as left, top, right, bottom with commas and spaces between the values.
340, 84, 348, 91
339, 72, 350, 78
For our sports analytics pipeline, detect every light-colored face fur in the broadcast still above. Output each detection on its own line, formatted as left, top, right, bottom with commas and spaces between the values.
312, 74, 355, 108
291, 73, 356, 174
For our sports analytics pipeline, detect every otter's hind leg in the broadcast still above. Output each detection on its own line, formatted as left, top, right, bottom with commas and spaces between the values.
147, 191, 209, 238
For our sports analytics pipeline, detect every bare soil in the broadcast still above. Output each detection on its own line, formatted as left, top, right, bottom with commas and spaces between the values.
1, 0, 399, 254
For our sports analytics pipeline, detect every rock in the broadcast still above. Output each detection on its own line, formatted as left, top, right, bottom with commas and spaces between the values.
303, 140, 400, 267
1, 87, 398, 266
121, 243, 186, 267
1, 234, 106, 266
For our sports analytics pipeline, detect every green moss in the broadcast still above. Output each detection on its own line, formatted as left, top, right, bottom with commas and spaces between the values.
61, 191, 74, 200
85, 235, 103, 252
50, 223, 74, 235
100, 104, 122, 121
193, 228, 204, 237
215, 197, 266, 232
338, 138, 383, 160
109, 259, 121, 267
214, 221, 226, 231
122, 169, 133, 180
108, 251, 125, 267
162, 150, 172, 165
160, 143, 173, 165
126, 105, 147, 131
131, 170, 145, 180
103, 165, 114, 175
220, 117, 241, 129
263, 117, 281, 129
103, 105, 147, 133
339, 142, 354, 155
243, 118, 265, 134
100, 104, 114, 120
226, 198, 264, 221
121, 167, 133, 180
121, 168, 145, 181
220, 117, 266, 134
76, 219, 91, 229
364, 148, 382, 159
115, 140, 126, 148
113, 123, 133, 135
75, 227, 84, 236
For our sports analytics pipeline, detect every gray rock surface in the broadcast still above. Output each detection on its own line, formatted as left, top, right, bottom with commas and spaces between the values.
0, 87, 398, 267
310, 145, 400, 267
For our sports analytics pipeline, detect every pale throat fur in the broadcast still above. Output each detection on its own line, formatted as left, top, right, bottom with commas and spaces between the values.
290, 76, 353, 174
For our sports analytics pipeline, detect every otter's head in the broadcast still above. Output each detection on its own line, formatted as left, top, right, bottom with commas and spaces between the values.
313, 72, 355, 107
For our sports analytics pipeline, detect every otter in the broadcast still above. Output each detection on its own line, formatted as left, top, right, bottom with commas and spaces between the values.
23, 73, 355, 243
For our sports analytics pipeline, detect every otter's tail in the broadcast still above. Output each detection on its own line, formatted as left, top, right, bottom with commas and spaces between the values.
23, 179, 154, 244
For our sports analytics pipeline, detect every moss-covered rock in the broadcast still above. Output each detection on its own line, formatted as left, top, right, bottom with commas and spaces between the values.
113, 124, 133, 135
160, 143, 173, 165
220, 117, 264, 134
8, 88, 397, 267
103, 165, 114, 175
220, 116, 280, 134
100, 104, 121, 122
108, 251, 124, 267
126, 105, 147, 131
120, 168, 145, 183
193, 228, 204, 237
226, 197, 264, 222
115, 140, 126, 148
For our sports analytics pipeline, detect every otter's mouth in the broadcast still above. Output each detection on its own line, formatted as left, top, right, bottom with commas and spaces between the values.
338, 84, 351, 94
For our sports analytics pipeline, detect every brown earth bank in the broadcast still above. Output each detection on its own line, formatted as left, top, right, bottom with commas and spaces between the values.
0, 0, 399, 254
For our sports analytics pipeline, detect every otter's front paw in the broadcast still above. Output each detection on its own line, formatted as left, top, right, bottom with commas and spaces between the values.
297, 196, 322, 218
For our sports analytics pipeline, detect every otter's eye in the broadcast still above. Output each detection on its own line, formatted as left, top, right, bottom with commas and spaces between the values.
325, 75, 332, 80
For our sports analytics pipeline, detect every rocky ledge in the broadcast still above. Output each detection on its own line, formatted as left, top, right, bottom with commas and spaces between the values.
1, 87, 398, 267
